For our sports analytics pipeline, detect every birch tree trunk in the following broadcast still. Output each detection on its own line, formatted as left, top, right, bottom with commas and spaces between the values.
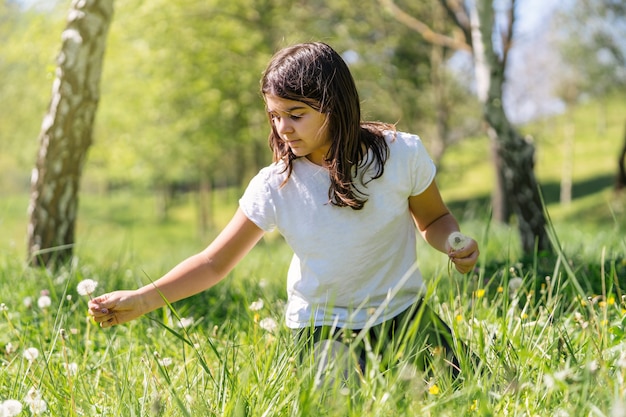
27, 0, 114, 267
472, 0, 550, 253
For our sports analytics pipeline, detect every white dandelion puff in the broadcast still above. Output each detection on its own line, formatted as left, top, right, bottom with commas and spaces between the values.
508, 277, 524, 293
259, 317, 278, 333
76, 279, 98, 297
447, 232, 469, 251
23, 347, 39, 362
177, 317, 194, 328
1, 399, 23, 416
249, 299, 264, 311
37, 295, 51, 309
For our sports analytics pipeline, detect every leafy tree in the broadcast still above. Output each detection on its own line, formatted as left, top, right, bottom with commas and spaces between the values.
27, 0, 114, 267
379, 0, 551, 255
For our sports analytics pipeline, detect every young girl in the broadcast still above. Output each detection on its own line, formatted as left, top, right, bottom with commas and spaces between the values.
88, 42, 479, 380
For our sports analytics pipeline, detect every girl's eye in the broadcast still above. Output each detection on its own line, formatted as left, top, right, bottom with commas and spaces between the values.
289, 114, 302, 120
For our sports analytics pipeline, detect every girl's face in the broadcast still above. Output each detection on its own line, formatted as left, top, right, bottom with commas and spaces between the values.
265, 94, 331, 166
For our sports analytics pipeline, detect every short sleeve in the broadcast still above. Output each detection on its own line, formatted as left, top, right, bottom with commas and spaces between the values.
405, 132, 437, 196
239, 168, 278, 232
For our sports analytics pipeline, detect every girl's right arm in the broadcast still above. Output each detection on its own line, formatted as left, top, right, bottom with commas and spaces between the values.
88, 208, 265, 328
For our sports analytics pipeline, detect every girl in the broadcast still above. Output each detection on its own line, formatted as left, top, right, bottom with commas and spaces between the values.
88, 42, 479, 381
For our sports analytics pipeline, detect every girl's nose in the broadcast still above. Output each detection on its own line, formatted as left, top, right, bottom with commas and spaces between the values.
275, 117, 293, 135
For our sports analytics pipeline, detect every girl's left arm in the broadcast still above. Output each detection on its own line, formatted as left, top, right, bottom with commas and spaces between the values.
409, 181, 479, 273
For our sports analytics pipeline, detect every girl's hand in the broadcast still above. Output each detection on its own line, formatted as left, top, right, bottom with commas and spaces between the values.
446, 232, 479, 274
88, 290, 147, 328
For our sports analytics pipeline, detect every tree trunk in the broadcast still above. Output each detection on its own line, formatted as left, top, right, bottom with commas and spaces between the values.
27, 0, 114, 268
616, 120, 626, 192
474, 0, 551, 254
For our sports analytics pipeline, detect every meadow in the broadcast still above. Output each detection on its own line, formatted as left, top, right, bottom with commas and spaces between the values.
0, 96, 625, 416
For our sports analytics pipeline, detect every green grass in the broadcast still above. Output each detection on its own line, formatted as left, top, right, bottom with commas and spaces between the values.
0, 96, 625, 415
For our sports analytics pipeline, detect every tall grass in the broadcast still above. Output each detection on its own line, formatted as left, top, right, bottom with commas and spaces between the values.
1, 203, 625, 416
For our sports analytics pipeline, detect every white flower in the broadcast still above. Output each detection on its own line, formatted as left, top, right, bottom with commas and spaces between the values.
249, 299, 264, 311
23, 347, 39, 362
37, 295, 51, 309
64, 362, 78, 376
158, 357, 173, 367
508, 277, 524, 293
177, 317, 194, 328
259, 317, 278, 333
1, 399, 23, 416
5, 342, 15, 355
29, 399, 47, 415
447, 232, 469, 251
76, 279, 98, 296
23, 297, 33, 308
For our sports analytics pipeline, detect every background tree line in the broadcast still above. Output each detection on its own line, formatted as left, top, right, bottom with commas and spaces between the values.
0, 0, 624, 267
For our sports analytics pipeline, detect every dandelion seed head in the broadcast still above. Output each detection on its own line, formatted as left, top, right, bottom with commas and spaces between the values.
508, 277, 523, 293
5, 342, 15, 355
1, 399, 23, 416
0, 303, 7, 312
177, 317, 194, 328
259, 317, 278, 333
37, 295, 51, 309
447, 232, 468, 251
158, 358, 173, 367
23, 297, 32, 308
76, 279, 98, 296
28, 398, 47, 415
65, 362, 78, 376
249, 299, 264, 311
23, 347, 39, 362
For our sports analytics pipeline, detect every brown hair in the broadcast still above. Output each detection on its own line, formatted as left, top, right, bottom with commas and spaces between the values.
260, 42, 393, 210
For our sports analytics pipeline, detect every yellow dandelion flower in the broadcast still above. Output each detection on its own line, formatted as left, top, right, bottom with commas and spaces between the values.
497, 286, 503, 293
428, 384, 440, 395
622, 308, 626, 315
599, 301, 607, 308
470, 399, 478, 411
521, 313, 528, 319
475, 289, 485, 298
456, 314, 463, 322
608, 296, 615, 306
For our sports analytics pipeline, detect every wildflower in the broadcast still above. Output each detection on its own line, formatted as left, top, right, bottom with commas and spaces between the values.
609, 296, 615, 306
24, 387, 47, 415
64, 362, 78, 376
29, 398, 47, 415
76, 279, 98, 297
177, 317, 194, 328
508, 277, 523, 293
497, 286, 503, 293
1, 399, 23, 416
474, 289, 485, 298
37, 295, 51, 309
259, 317, 278, 333
249, 299, 264, 311
428, 384, 440, 395
447, 232, 468, 251
0, 303, 7, 311
23, 297, 33, 308
455, 314, 463, 323
5, 342, 15, 355
158, 357, 173, 367
23, 347, 39, 362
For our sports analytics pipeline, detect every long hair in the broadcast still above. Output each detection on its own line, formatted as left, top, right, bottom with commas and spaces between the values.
260, 42, 393, 210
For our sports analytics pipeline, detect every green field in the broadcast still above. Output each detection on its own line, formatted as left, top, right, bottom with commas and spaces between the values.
0, 96, 625, 415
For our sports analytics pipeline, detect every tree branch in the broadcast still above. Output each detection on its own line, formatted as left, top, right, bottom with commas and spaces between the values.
378, 0, 471, 52
438, 0, 472, 46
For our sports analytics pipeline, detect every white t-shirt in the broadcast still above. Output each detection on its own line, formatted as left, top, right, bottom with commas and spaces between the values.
239, 131, 437, 329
